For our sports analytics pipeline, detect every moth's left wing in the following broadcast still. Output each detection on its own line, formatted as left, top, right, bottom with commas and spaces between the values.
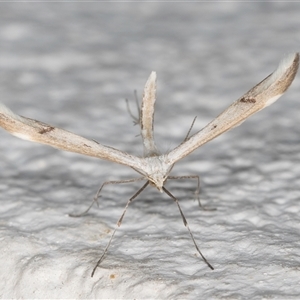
166, 53, 299, 165
0, 103, 142, 169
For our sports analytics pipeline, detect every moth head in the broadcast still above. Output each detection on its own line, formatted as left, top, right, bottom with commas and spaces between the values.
148, 173, 168, 192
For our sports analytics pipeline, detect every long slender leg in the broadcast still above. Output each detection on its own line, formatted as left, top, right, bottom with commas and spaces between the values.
167, 175, 215, 211
166, 117, 198, 175
125, 90, 140, 125
69, 177, 145, 217
91, 181, 149, 277
162, 186, 214, 270
183, 116, 197, 142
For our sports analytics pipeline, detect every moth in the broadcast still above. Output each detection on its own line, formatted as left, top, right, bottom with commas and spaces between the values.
0, 53, 298, 277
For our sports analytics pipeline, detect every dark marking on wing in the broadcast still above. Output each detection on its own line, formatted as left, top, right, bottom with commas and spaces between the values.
39, 126, 55, 134
240, 97, 256, 103
92, 139, 100, 144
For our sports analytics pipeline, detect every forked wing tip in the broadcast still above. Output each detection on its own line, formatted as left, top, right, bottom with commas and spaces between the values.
261, 52, 299, 107
282, 52, 299, 65
277, 52, 299, 74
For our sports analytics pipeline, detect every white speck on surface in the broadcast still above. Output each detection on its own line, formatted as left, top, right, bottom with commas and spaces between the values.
0, 3, 300, 299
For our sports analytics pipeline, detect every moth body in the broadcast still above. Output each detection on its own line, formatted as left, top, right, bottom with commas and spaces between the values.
134, 155, 173, 192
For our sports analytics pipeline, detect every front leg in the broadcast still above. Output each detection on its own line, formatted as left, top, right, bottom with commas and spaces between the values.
69, 177, 145, 217
167, 175, 216, 211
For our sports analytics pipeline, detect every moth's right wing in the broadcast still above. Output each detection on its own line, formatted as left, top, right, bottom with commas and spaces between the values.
166, 53, 299, 165
0, 103, 142, 169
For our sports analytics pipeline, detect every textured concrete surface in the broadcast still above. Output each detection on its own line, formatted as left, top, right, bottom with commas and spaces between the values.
0, 3, 300, 299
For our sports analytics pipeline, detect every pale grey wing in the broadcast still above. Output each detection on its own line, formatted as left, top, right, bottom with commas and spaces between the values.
0, 103, 142, 169
140, 71, 159, 156
166, 53, 299, 165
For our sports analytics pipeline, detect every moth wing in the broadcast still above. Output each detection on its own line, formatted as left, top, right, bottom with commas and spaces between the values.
166, 53, 299, 165
0, 103, 142, 169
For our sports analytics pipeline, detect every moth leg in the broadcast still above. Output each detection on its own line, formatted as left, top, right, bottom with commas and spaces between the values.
69, 177, 145, 217
162, 186, 214, 270
183, 116, 197, 142
167, 175, 216, 211
91, 181, 149, 277
125, 90, 140, 126
165, 117, 198, 176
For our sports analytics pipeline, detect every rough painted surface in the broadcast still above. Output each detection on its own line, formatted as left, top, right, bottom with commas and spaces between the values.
0, 3, 300, 299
